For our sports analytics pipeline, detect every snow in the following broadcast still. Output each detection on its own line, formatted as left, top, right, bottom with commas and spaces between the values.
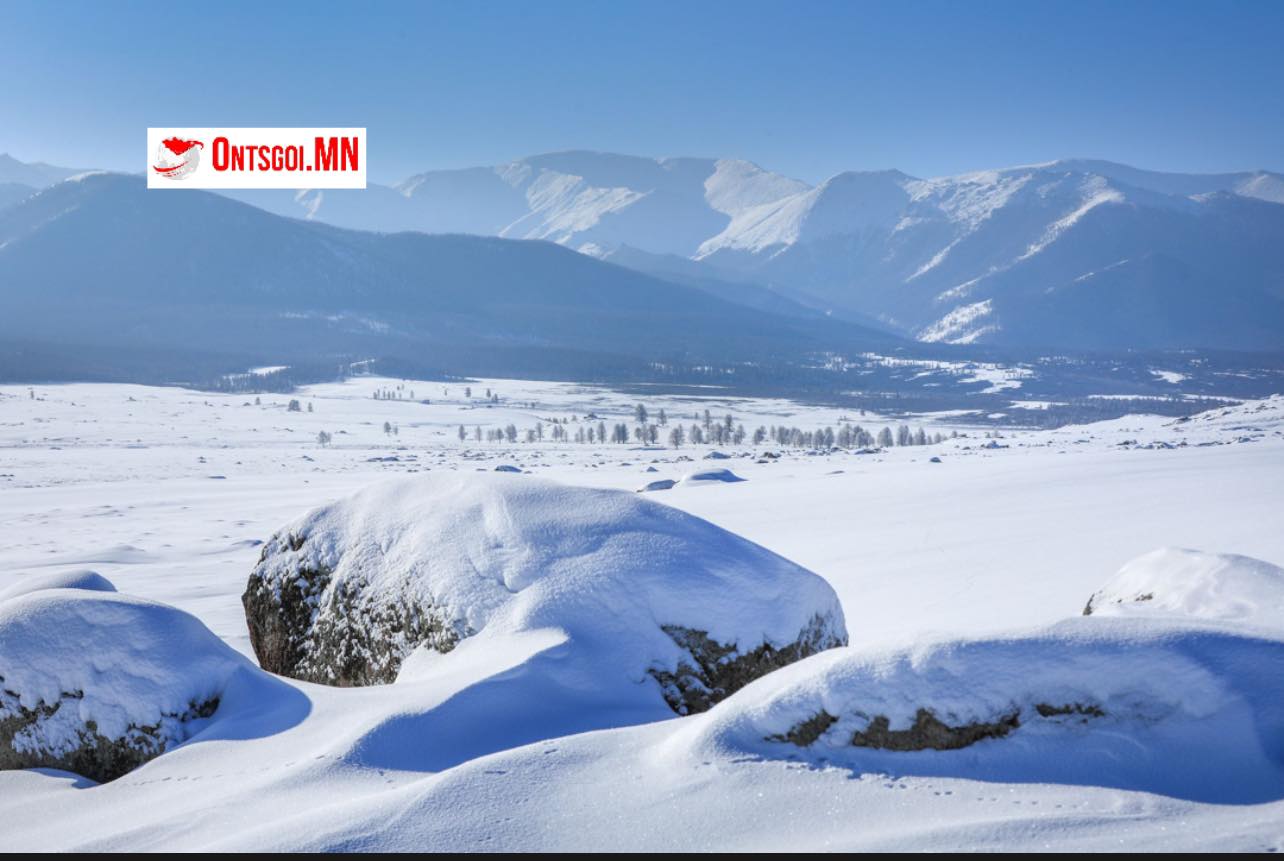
1, 377, 1283, 849
251, 471, 844, 687
1016, 175, 1125, 261
1151, 369, 1188, 384
678, 468, 746, 485
918, 299, 997, 344
0, 588, 249, 749
0, 568, 115, 602
1085, 548, 1284, 630
692, 617, 1284, 804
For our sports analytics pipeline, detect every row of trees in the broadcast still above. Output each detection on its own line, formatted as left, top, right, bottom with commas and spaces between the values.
454, 419, 948, 451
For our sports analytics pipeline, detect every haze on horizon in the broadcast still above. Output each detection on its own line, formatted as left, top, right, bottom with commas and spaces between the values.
1, 0, 1282, 185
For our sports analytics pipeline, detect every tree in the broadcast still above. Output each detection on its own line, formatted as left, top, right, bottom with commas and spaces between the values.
383, 421, 392, 435
465, 387, 472, 398
658, 408, 667, 426
458, 424, 467, 442
753, 426, 766, 445
307, 402, 314, 413
287, 399, 301, 412
669, 425, 685, 447
635, 404, 648, 426
878, 427, 894, 448
316, 430, 332, 447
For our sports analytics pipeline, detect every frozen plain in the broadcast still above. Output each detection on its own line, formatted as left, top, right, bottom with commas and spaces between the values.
1, 376, 1282, 851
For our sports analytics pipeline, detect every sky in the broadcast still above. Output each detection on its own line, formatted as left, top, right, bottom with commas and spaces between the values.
1, 0, 1282, 185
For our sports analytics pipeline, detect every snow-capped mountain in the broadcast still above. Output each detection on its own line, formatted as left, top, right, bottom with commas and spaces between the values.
0, 173, 897, 378
697, 161, 1284, 350
217, 152, 1284, 351
5, 151, 1282, 351
221, 151, 810, 258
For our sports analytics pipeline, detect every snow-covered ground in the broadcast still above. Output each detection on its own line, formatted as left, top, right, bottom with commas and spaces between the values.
1, 377, 1282, 851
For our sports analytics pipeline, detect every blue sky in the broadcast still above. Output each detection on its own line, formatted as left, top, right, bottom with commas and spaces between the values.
1, 0, 1281, 184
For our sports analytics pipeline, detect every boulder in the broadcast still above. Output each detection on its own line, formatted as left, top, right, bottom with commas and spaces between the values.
0, 588, 247, 782
678, 468, 746, 485
243, 474, 846, 712
636, 478, 676, 493
1083, 547, 1284, 629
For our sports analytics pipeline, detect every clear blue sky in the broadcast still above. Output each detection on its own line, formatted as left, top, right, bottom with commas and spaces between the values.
2, 0, 1281, 184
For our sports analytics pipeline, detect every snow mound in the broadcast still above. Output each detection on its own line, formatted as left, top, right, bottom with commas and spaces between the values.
690, 618, 1284, 802
0, 589, 249, 782
679, 468, 746, 485
0, 569, 116, 602
243, 473, 845, 714
1083, 548, 1284, 630
636, 478, 676, 493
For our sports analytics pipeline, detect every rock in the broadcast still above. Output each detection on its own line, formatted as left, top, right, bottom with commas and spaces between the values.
678, 468, 746, 485
0, 589, 247, 783
850, 708, 1021, 751
1082, 548, 1284, 628
636, 478, 676, 493
493, 464, 522, 473
243, 474, 846, 712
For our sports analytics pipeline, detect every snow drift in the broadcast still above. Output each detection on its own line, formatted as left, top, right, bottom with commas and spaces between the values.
0, 584, 250, 782
243, 473, 846, 714
690, 617, 1284, 803
1083, 547, 1284, 630
0, 569, 116, 602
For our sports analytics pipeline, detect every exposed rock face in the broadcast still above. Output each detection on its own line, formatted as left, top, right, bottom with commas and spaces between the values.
651, 615, 845, 715
772, 702, 1104, 751
850, 708, 1021, 751
243, 545, 463, 686
243, 474, 848, 712
0, 588, 246, 783
0, 688, 217, 782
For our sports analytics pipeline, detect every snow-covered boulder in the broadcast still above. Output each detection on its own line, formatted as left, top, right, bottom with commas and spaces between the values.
0, 589, 248, 782
678, 468, 746, 485
693, 619, 1284, 801
243, 473, 845, 712
1083, 548, 1284, 629
636, 478, 676, 493
0, 569, 116, 602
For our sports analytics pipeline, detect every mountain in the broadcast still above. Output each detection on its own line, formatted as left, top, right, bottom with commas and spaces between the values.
0, 173, 900, 380
0, 153, 89, 188
216, 152, 1284, 351
220, 151, 810, 259
5, 152, 1281, 352
0, 182, 36, 212
696, 162, 1284, 350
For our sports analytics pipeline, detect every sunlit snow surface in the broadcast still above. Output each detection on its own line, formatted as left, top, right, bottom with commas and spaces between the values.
1, 378, 1283, 851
